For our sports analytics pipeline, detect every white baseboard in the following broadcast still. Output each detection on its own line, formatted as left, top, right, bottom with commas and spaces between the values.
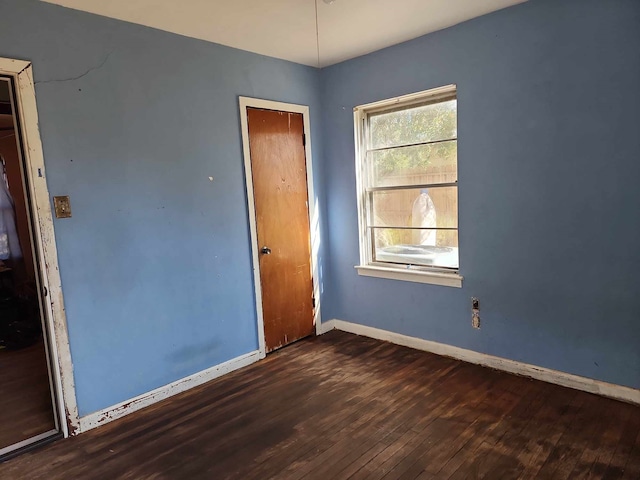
78, 350, 260, 433
317, 319, 336, 335
322, 319, 640, 406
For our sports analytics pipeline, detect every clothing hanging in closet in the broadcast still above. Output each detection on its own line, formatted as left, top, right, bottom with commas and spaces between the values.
0, 154, 22, 261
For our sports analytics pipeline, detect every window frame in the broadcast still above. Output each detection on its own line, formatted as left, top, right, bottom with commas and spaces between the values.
353, 85, 463, 288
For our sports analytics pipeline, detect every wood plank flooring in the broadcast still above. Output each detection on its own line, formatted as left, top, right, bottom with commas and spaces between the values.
0, 338, 56, 450
1, 330, 638, 479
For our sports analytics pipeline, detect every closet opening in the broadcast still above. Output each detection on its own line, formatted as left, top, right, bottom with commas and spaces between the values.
0, 76, 62, 459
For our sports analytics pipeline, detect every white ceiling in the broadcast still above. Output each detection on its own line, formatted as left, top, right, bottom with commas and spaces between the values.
42, 0, 526, 67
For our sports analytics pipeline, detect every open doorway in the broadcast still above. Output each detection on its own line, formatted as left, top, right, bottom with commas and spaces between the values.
0, 76, 60, 457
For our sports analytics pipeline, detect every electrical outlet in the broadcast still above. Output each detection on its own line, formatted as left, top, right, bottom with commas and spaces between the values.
471, 297, 480, 329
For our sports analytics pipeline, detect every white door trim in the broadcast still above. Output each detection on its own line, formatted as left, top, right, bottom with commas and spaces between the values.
0, 56, 79, 436
238, 97, 321, 359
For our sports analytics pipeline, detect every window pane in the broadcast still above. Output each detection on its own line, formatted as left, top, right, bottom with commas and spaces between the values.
371, 187, 458, 229
370, 141, 457, 187
373, 228, 459, 269
369, 99, 457, 150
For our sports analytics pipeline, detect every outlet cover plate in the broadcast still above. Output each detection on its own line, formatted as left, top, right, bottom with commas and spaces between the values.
53, 196, 72, 218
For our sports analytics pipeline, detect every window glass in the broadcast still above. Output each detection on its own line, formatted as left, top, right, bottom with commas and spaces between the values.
357, 87, 459, 271
373, 229, 459, 269
369, 99, 457, 150
371, 187, 458, 229
370, 141, 457, 188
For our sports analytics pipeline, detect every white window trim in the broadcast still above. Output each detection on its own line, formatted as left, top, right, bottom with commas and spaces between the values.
355, 265, 463, 288
353, 85, 462, 288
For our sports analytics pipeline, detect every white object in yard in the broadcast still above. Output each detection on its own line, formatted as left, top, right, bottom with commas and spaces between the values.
411, 189, 436, 246
0, 160, 22, 261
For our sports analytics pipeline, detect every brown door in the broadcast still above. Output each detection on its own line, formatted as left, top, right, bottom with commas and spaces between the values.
246, 107, 314, 353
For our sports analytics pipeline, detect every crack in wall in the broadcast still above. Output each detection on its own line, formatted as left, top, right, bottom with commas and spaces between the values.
36, 52, 113, 85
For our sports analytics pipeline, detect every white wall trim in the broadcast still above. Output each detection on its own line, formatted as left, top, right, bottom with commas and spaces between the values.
238, 97, 321, 358
355, 265, 463, 288
322, 319, 640, 406
78, 350, 260, 433
0, 57, 79, 436
317, 319, 336, 335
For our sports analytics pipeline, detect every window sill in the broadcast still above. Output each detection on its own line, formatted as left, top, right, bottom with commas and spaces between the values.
355, 265, 463, 288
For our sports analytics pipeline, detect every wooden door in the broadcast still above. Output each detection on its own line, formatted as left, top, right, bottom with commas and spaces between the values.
247, 108, 314, 353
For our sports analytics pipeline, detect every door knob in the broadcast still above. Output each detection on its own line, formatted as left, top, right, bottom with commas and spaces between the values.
261, 246, 272, 255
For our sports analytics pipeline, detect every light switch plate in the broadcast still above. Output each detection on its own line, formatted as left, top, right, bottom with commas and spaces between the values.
53, 196, 72, 218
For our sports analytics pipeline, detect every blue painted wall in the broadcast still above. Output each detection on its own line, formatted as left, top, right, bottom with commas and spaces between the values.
320, 0, 640, 389
1, 0, 638, 419
0, 0, 323, 416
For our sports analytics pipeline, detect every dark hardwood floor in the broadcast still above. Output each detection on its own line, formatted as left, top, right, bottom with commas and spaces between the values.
1, 330, 638, 479
0, 338, 56, 451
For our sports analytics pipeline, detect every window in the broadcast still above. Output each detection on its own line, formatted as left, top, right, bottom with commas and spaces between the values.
354, 85, 462, 287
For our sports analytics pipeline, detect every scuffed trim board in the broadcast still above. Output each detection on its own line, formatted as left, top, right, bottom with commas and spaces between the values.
78, 350, 260, 433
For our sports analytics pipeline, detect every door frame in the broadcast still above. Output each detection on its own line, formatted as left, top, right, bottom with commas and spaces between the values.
239, 97, 321, 359
0, 57, 79, 437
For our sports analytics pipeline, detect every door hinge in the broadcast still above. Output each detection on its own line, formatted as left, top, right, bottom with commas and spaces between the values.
302, 133, 306, 147
312, 296, 315, 308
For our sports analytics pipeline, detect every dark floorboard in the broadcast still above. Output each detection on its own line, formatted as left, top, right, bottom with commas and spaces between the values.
0, 338, 56, 451
1, 331, 638, 479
